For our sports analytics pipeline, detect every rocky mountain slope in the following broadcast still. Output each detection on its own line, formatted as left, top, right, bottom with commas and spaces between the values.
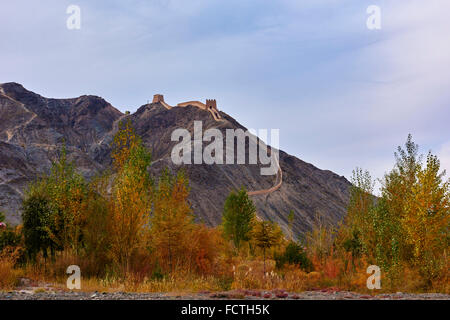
0, 82, 351, 236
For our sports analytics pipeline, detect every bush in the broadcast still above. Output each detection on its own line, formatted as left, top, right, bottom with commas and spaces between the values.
0, 228, 22, 252
275, 242, 312, 272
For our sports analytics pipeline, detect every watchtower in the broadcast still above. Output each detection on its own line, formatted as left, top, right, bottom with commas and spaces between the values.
152, 94, 164, 103
205, 99, 217, 110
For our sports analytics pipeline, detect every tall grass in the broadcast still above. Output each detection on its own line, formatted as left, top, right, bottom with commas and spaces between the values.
0, 248, 23, 290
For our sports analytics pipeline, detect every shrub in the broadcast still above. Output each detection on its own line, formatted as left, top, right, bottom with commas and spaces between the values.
0, 227, 22, 253
275, 242, 312, 272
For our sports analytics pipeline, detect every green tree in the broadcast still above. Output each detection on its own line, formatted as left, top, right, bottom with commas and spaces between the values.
337, 168, 376, 270
22, 191, 56, 260
370, 197, 403, 283
21, 145, 88, 259
82, 175, 112, 276
222, 187, 256, 249
45, 146, 87, 252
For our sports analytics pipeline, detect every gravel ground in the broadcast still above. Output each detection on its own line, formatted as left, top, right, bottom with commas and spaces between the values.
1, 288, 448, 300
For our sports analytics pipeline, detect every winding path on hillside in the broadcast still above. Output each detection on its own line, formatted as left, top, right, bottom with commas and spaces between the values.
247, 153, 282, 197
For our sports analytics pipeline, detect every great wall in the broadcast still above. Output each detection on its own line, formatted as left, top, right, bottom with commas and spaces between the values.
152, 94, 223, 121
150, 94, 283, 199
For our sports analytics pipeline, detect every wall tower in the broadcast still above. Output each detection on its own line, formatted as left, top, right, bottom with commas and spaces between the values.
205, 99, 217, 110
152, 94, 164, 103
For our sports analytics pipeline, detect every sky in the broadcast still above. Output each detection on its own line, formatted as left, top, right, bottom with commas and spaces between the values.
1, 0, 449, 190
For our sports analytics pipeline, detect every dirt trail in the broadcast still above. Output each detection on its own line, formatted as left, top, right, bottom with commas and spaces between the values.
248, 154, 282, 197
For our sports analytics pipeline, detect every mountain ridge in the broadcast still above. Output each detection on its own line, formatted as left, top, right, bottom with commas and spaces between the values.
0, 82, 351, 236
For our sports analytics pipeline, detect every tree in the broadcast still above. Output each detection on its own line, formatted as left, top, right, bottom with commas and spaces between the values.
82, 175, 112, 276
253, 220, 282, 274
108, 121, 152, 272
22, 191, 55, 260
44, 146, 87, 252
370, 197, 403, 283
150, 169, 193, 272
402, 152, 449, 281
337, 168, 377, 269
338, 135, 449, 288
20, 145, 88, 259
381, 135, 449, 284
222, 187, 256, 249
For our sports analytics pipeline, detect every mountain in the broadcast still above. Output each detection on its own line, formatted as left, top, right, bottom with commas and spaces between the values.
0, 82, 351, 236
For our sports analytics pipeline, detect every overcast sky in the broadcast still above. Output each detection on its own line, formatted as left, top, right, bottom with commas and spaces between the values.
1, 0, 449, 190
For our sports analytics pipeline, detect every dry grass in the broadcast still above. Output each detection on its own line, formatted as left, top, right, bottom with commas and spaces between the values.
2, 247, 448, 294
0, 248, 23, 290
46, 274, 227, 293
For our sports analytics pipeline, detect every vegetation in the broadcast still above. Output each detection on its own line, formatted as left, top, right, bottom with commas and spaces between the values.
275, 242, 312, 272
222, 187, 256, 249
332, 134, 449, 291
253, 220, 282, 274
0, 131, 448, 294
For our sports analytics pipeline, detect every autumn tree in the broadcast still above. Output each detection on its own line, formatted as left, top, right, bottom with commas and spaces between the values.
150, 169, 193, 272
338, 135, 449, 287
253, 220, 283, 274
400, 153, 448, 281
222, 187, 256, 250
377, 135, 450, 285
108, 121, 152, 272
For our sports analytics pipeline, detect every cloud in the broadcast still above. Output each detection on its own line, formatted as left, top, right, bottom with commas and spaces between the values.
0, 0, 448, 186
